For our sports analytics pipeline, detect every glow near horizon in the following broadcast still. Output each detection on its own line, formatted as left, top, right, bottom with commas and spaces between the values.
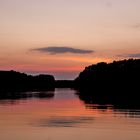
0, 0, 140, 79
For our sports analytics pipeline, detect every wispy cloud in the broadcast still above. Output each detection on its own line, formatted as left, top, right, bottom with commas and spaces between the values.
131, 23, 140, 28
32, 46, 94, 54
118, 53, 140, 58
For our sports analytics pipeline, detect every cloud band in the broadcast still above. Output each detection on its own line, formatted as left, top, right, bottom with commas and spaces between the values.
32, 46, 94, 54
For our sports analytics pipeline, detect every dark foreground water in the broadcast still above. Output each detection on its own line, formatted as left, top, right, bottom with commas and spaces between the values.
0, 88, 140, 140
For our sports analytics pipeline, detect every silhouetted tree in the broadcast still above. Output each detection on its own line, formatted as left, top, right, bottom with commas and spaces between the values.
0, 70, 55, 92
75, 59, 140, 107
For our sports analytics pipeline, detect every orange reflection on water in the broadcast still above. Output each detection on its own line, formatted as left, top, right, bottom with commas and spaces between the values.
0, 89, 140, 140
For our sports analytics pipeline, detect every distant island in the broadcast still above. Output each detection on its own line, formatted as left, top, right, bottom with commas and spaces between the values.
0, 70, 55, 92
75, 59, 140, 90
75, 59, 140, 108
0, 59, 140, 108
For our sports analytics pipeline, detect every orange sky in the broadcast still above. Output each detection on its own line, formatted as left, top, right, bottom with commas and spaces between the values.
0, 0, 140, 79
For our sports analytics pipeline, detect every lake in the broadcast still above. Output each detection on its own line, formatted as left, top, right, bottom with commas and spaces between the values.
0, 88, 140, 140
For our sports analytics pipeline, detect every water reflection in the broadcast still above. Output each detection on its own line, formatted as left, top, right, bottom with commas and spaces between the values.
77, 93, 140, 118
85, 104, 140, 118
35, 116, 94, 127
0, 90, 54, 105
77, 91, 140, 109
0, 89, 140, 140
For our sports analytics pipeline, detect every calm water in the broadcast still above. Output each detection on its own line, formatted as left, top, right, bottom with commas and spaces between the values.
0, 88, 140, 140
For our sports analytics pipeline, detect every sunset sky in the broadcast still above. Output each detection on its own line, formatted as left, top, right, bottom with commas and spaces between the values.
0, 0, 140, 79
